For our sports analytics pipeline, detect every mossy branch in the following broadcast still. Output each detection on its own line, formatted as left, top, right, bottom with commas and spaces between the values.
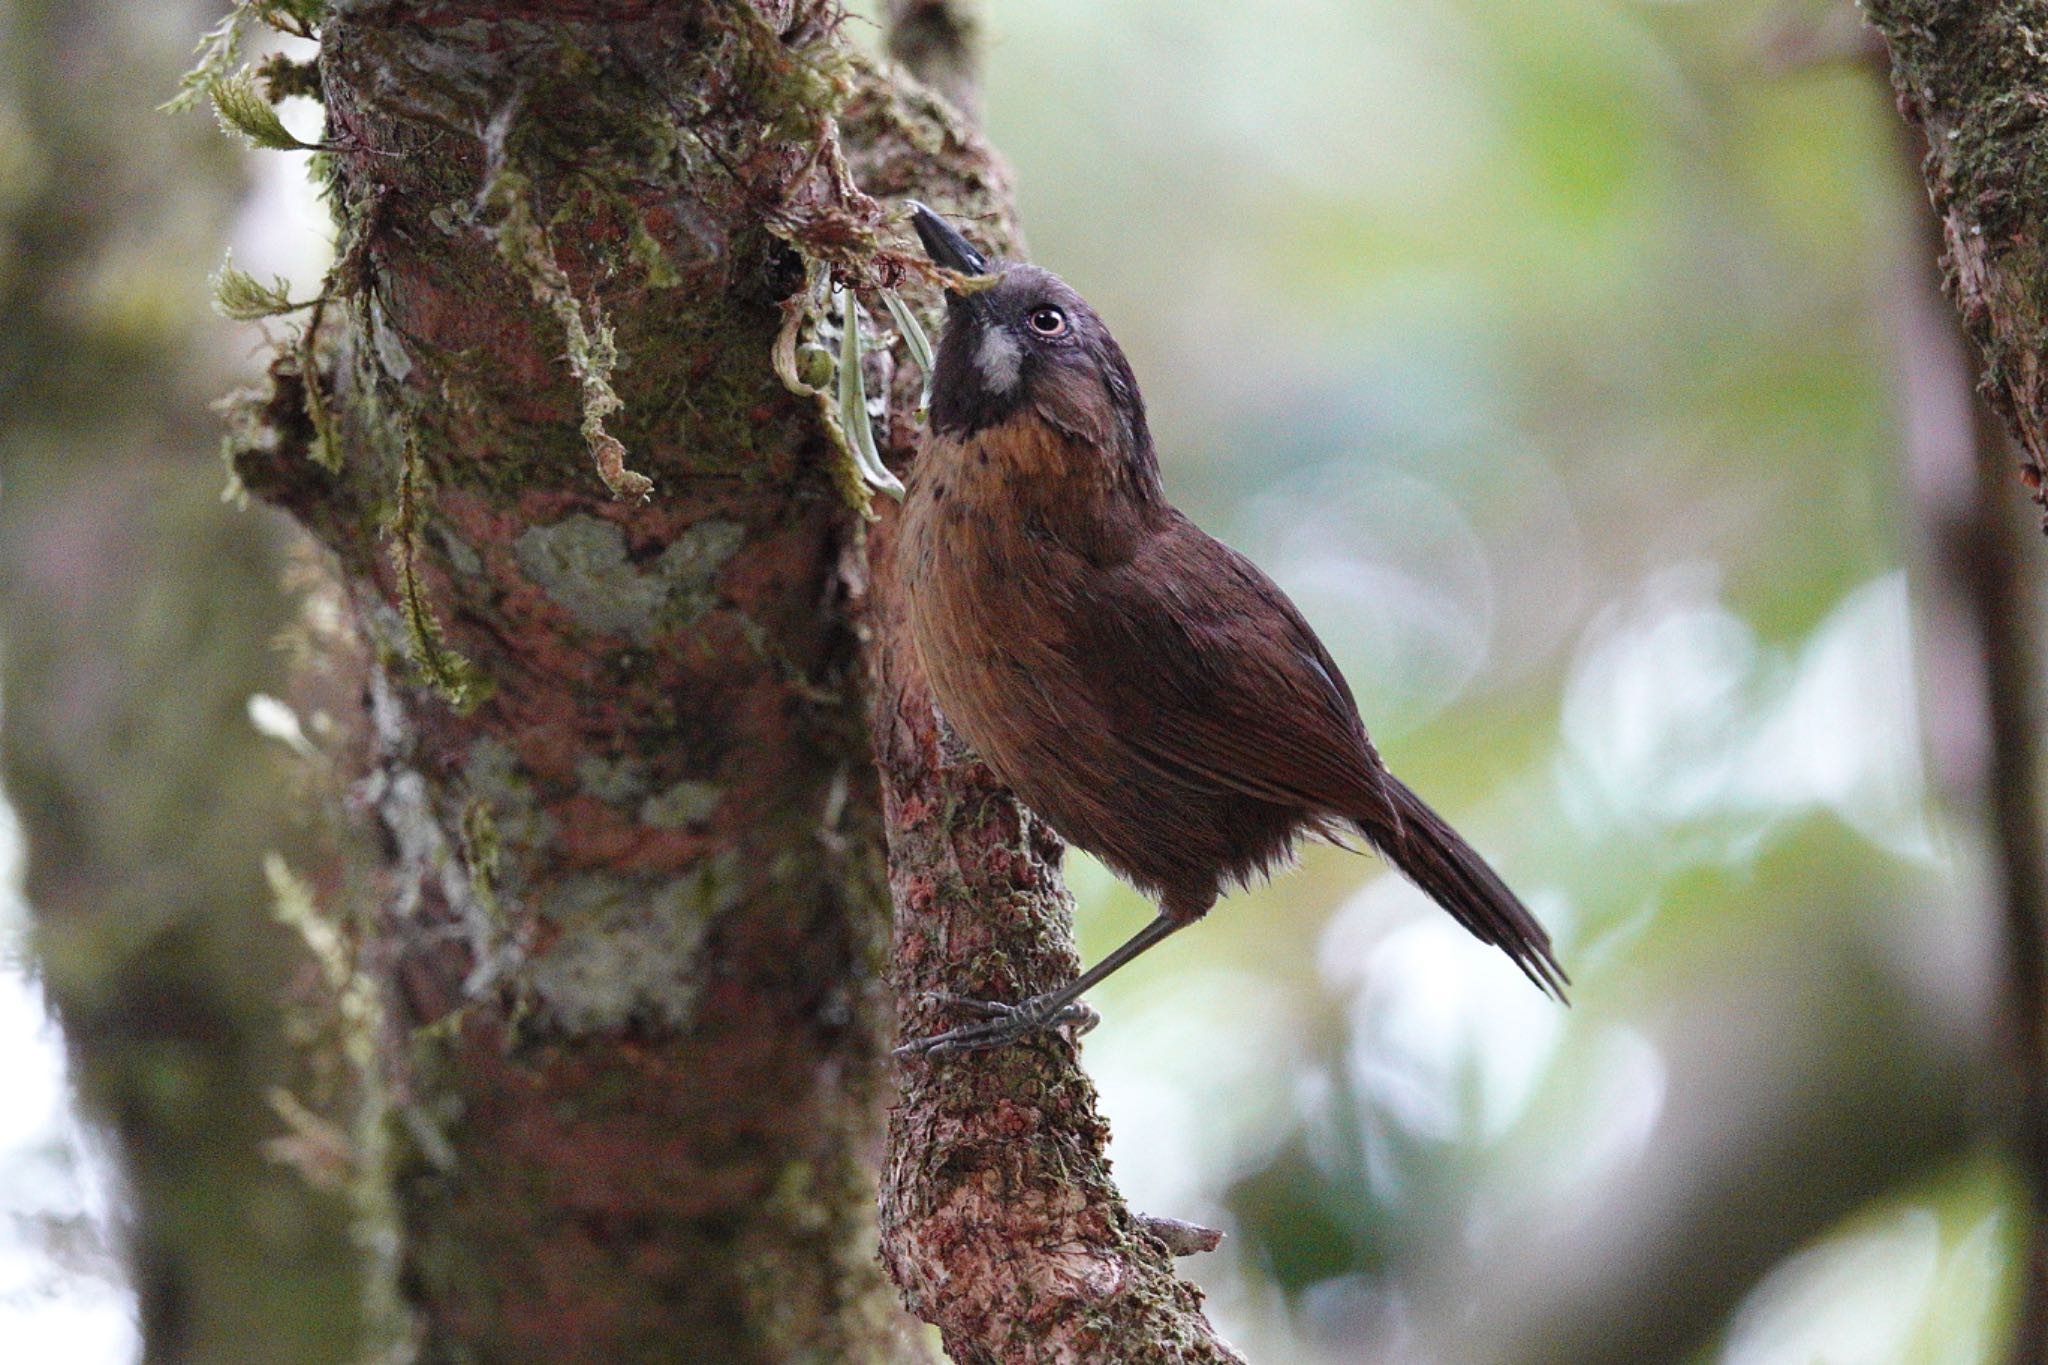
1867, 0, 2048, 519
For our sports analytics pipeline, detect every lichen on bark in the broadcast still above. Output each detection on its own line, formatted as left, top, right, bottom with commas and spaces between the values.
205, 0, 1242, 1359
221, 3, 932, 1358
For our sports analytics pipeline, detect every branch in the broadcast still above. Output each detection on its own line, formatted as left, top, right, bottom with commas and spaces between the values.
866, 571, 1246, 1363
1879, 58, 2048, 1365
885, 0, 982, 125
1865, 0, 2048, 522
839, 53, 1244, 1363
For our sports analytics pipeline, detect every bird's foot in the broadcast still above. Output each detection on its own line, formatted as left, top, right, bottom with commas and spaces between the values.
894, 991, 1100, 1058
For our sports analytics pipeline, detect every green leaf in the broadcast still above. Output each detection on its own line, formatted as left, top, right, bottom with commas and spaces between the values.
882, 288, 936, 422
209, 71, 315, 151
835, 285, 905, 500
210, 251, 311, 319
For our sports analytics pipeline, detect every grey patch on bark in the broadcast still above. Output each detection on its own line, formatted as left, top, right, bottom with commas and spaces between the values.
370, 675, 522, 997
513, 514, 746, 641
460, 735, 558, 885
575, 752, 649, 805
437, 526, 484, 577
641, 779, 723, 829
525, 854, 745, 1032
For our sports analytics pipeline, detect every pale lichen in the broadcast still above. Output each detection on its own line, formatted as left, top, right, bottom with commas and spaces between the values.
512, 514, 744, 642
574, 753, 648, 806
459, 737, 557, 885
524, 854, 744, 1033
640, 779, 723, 829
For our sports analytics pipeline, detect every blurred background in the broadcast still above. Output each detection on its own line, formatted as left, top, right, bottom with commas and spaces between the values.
2, 0, 2038, 1361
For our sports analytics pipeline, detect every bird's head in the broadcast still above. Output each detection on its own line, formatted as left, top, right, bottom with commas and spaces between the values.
907, 202, 1155, 477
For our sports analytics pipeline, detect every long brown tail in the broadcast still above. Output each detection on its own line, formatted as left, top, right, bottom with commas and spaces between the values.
1357, 777, 1569, 1001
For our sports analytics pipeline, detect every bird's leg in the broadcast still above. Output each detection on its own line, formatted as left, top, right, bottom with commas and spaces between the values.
918, 992, 1102, 1035
895, 913, 1187, 1058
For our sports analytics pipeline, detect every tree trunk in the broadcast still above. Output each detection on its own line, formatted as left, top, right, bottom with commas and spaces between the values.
227, 1, 1236, 1359
0, 1, 364, 1358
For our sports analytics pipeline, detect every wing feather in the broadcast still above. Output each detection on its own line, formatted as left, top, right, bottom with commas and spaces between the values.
1069, 516, 1395, 821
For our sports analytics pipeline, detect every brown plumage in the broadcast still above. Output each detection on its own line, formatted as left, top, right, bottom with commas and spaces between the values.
896, 204, 1566, 1056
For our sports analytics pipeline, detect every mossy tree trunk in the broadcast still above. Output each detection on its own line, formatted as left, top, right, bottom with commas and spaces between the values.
227, 0, 1238, 1359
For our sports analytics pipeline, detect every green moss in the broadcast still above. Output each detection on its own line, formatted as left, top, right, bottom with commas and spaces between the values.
458, 800, 503, 925
484, 168, 652, 500
459, 738, 556, 883
163, 1, 328, 114
209, 70, 316, 150
210, 251, 312, 319
389, 444, 491, 711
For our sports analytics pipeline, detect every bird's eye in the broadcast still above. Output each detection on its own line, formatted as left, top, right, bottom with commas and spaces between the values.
1025, 306, 1068, 338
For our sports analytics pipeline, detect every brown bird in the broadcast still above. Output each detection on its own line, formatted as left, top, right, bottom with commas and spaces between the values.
896, 203, 1566, 1056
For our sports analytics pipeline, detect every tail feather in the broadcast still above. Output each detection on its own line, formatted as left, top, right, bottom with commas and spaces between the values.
1359, 777, 1569, 1001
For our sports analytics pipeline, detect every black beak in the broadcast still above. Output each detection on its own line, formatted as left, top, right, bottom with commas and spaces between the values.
906, 201, 990, 276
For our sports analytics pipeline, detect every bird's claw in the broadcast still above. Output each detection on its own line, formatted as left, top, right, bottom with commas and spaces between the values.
895, 991, 1100, 1059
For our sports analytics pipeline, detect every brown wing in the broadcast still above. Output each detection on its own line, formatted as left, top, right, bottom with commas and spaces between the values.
1063, 515, 1569, 1000
1068, 513, 1397, 822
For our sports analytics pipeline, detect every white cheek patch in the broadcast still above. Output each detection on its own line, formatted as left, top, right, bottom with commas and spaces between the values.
974, 327, 1023, 392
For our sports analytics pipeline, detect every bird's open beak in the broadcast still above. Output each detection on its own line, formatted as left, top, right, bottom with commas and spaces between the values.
906, 201, 990, 276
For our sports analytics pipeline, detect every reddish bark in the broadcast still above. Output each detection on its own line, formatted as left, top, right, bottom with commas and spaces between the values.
242, 4, 921, 1359
230, 0, 1238, 1358
865, 514, 1246, 1363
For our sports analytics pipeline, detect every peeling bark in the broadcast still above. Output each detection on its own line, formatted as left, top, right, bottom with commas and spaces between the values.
1866, 0, 2048, 521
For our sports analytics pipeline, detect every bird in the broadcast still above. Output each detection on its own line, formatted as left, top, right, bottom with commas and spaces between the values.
893, 202, 1566, 1056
